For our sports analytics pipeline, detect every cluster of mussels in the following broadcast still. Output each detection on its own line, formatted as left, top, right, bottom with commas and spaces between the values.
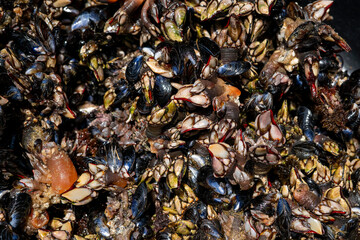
1, 0, 360, 239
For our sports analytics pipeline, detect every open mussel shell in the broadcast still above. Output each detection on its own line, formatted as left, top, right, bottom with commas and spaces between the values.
164, 20, 183, 42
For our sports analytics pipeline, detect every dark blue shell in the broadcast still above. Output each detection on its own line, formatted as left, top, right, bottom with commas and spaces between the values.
126, 56, 143, 83
131, 182, 148, 220
154, 75, 172, 107
9, 192, 32, 229
218, 61, 251, 77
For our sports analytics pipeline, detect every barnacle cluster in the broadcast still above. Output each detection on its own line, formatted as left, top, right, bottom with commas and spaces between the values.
0, 0, 360, 239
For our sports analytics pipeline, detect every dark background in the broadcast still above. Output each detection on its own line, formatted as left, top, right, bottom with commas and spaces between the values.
298, 0, 360, 73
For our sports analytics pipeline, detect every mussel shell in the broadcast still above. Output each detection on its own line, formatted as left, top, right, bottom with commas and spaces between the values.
6, 87, 22, 102
233, 189, 252, 212
35, 16, 56, 54
217, 61, 251, 77
131, 182, 148, 220
126, 56, 144, 83
137, 95, 153, 115
170, 47, 184, 76
123, 146, 136, 175
71, 6, 109, 32
9, 192, 32, 229
113, 80, 131, 106
291, 141, 320, 159
134, 214, 154, 239
11, 31, 45, 57
134, 151, 153, 181
0, 223, 19, 240
154, 75, 173, 107
297, 106, 315, 141
156, 232, 172, 240
181, 45, 197, 66
105, 142, 123, 174
197, 219, 224, 239
156, 177, 171, 202
91, 213, 110, 238
183, 201, 207, 224
197, 37, 220, 63
276, 198, 291, 239
40, 78, 55, 99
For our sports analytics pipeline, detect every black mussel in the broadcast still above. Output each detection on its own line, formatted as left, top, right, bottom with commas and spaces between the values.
291, 141, 320, 159
132, 214, 154, 239
155, 231, 172, 240
62, 58, 79, 85
35, 15, 56, 54
181, 45, 197, 66
340, 69, 360, 102
183, 201, 207, 224
112, 80, 131, 107
137, 95, 153, 115
156, 177, 171, 202
134, 151, 153, 181
40, 78, 55, 99
25, 62, 44, 76
205, 175, 227, 195
126, 56, 144, 84
105, 142, 123, 174
131, 182, 148, 220
187, 165, 200, 193
319, 56, 341, 71
217, 61, 251, 77
297, 106, 315, 141
71, 7, 110, 32
0, 149, 33, 177
8, 192, 31, 229
346, 104, 360, 130
11, 31, 45, 57
287, 21, 316, 48
322, 224, 335, 240
233, 189, 252, 212
250, 194, 275, 219
276, 198, 291, 239
338, 218, 359, 239
246, 92, 273, 113
90, 212, 111, 239
196, 37, 220, 63
197, 166, 233, 205
170, 46, 183, 76
63, 6, 80, 19
123, 146, 136, 175
0, 222, 19, 240
6, 86, 22, 102
195, 219, 224, 240
154, 75, 172, 107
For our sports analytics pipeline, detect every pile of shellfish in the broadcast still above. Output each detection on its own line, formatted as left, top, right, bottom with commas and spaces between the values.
0, 0, 360, 239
